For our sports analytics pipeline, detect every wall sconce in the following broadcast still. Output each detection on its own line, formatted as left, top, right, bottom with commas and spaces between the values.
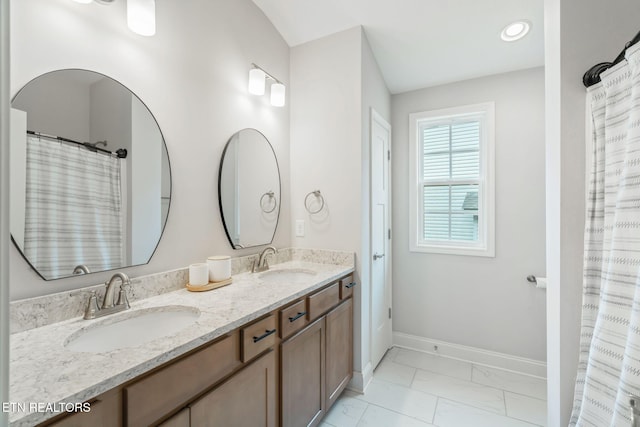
248, 68, 266, 96
71, 0, 156, 37
127, 0, 156, 37
248, 64, 286, 107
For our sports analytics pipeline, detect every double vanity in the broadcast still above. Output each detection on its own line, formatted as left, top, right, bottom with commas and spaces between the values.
8, 68, 352, 427
9, 250, 355, 427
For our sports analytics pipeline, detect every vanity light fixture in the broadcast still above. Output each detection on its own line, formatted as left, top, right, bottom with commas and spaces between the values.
248, 68, 266, 96
500, 20, 531, 42
127, 0, 156, 36
248, 64, 286, 107
70, 0, 154, 36
270, 83, 286, 107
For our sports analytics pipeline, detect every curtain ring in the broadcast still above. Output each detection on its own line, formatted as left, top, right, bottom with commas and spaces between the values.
260, 191, 277, 213
304, 190, 324, 214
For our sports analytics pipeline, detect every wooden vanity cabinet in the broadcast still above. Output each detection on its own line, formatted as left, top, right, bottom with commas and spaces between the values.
38, 273, 354, 427
45, 389, 122, 427
157, 408, 189, 427
325, 298, 353, 408
124, 332, 241, 427
190, 350, 278, 427
280, 275, 355, 427
281, 318, 326, 427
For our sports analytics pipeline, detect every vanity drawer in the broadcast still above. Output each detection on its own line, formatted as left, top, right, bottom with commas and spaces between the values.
241, 314, 277, 362
124, 332, 241, 427
340, 275, 356, 300
47, 389, 121, 427
307, 282, 340, 321
280, 299, 308, 339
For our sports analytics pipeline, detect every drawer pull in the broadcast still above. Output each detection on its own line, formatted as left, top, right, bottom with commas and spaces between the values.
253, 329, 277, 343
345, 282, 357, 289
288, 311, 307, 323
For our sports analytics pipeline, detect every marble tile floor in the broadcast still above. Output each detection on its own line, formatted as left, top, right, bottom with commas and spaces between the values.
322, 347, 547, 427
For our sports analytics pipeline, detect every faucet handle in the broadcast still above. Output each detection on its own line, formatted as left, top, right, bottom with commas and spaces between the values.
84, 291, 100, 320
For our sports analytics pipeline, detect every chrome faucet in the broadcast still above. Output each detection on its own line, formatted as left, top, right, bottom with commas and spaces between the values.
84, 272, 131, 320
252, 246, 277, 273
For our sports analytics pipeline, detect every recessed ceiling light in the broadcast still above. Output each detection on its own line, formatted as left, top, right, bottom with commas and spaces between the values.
501, 20, 531, 42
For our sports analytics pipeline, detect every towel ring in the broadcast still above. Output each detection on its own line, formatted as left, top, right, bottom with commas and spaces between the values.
304, 190, 324, 214
260, 191, 277, 213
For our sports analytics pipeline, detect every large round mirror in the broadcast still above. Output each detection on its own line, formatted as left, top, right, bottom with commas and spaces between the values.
11, 69, 171, 280
218, 129, 280, 249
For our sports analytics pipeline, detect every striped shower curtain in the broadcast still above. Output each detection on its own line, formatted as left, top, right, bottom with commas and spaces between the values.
24, 135, 124, 279
571, 44, 640, 425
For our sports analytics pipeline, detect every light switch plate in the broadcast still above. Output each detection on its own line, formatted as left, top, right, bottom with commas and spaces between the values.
295, 220, 305, 237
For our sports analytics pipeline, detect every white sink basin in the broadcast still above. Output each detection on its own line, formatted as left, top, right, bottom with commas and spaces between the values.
259, 268, 317, 283
64, 306, 200, 353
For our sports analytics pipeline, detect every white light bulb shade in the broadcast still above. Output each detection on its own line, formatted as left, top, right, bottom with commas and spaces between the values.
127, 0, 156, 36
72, 0, 93, 4
270, 83, 286, 107
248, 68, 266, 95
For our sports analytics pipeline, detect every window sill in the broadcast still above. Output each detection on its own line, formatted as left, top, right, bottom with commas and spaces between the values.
409, 243, 495, 258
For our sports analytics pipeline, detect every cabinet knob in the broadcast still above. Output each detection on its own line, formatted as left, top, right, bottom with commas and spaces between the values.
345, 282, 357, 289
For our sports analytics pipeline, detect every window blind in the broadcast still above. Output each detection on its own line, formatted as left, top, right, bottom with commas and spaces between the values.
421, 120, 480, 242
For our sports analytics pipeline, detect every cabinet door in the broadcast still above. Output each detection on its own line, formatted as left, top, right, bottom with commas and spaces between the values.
157, 408, 189, 427
281, 317, 325, 427
125, 332, 240, 427
325, 298, 353, 409
189, 350, 277, 427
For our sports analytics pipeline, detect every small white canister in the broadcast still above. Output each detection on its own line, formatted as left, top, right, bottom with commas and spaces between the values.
189, 263, 209, 286
207, 256, 231, 282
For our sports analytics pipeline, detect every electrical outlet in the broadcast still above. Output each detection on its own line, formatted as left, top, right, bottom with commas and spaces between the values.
295, 220, 305, 237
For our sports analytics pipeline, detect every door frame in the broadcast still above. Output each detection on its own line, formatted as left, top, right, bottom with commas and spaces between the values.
369, 107, 392, 369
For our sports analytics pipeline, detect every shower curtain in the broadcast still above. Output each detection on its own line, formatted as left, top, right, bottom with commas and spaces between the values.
24, 135, 124, 278
571, 43, 640, 426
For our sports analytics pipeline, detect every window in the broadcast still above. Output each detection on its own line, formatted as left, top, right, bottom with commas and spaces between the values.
409, 102, 495, 257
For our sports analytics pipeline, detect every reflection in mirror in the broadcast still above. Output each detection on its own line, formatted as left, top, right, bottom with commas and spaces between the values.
10, 69, 171, 280
219, 129, 280, 249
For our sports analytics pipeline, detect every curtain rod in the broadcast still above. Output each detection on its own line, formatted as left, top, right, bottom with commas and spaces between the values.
583, 29, 640, 88
27, 130, 127, 158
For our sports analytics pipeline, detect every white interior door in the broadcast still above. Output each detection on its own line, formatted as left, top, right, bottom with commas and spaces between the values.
371, 109, 392, 369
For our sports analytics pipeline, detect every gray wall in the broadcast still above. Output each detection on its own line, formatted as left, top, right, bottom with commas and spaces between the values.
289, 26, 390, 386
544, 0, 640, 424
391, 67, 547, 361
290, 26, 365, 375
12, 73, 91, 141
9, 0, 291, 299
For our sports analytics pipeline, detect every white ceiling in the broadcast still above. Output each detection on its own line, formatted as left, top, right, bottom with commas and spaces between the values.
251, 0, 544, 94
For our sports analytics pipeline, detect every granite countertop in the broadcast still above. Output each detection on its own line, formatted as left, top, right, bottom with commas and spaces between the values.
9, 260, 354, 426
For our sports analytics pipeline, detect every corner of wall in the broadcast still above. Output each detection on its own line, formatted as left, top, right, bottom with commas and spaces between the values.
0, 0, 11, 418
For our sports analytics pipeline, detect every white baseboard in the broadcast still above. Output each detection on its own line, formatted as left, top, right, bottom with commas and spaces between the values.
347, 362, 373, 393
393, 332, 547, 378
